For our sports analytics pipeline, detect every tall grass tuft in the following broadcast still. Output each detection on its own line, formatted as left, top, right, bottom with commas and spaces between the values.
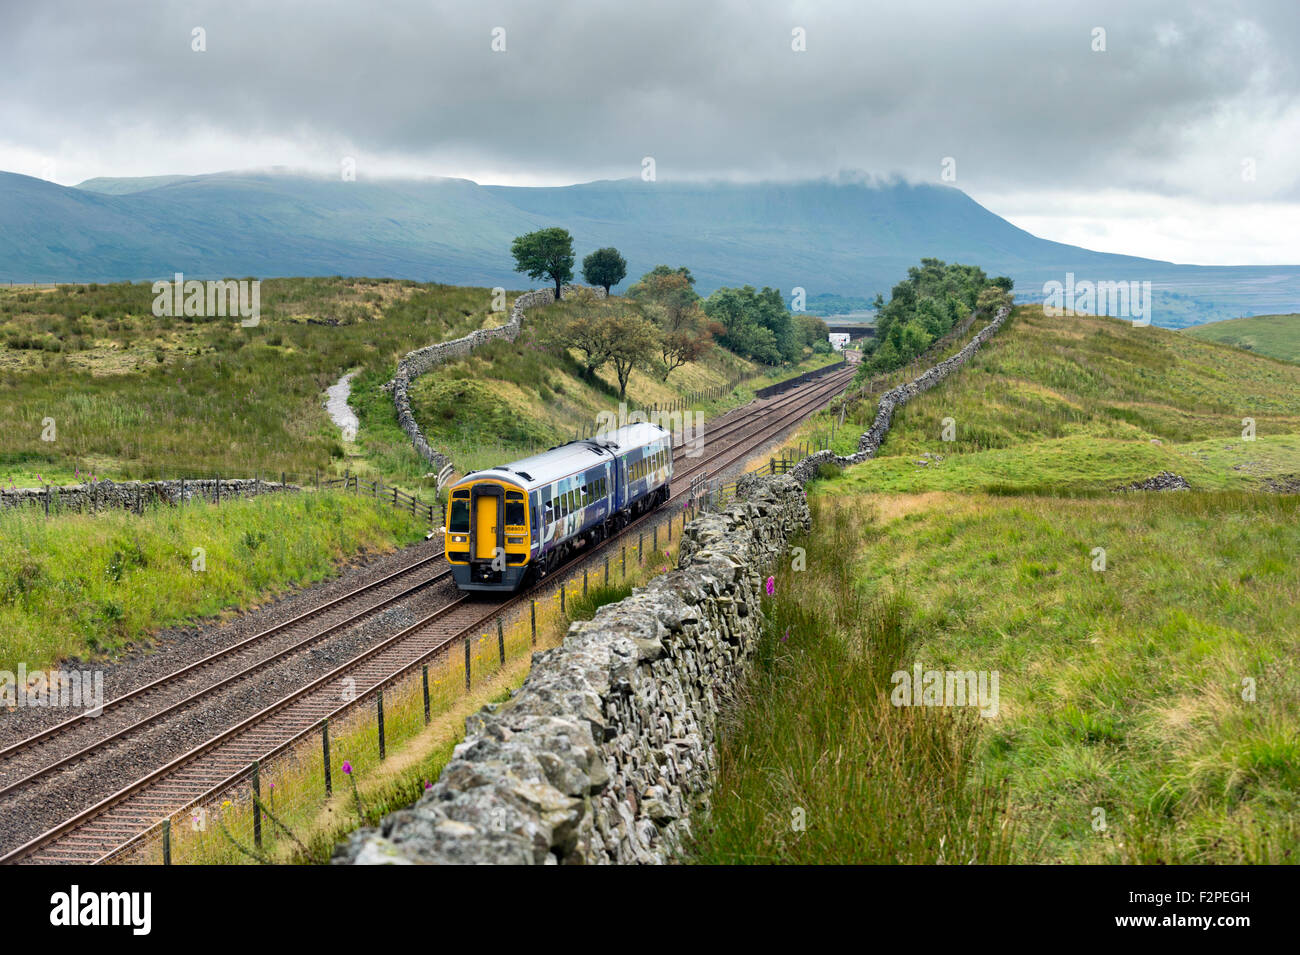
690, 499, 1014, 864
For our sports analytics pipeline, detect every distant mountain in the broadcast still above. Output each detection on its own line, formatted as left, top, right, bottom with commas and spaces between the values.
3, 169, 1299, 328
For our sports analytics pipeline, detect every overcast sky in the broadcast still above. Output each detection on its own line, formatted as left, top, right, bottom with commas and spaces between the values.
4, 0, 1299, 265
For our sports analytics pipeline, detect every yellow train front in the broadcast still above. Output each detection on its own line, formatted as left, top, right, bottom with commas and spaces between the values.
444, 422, 673, 592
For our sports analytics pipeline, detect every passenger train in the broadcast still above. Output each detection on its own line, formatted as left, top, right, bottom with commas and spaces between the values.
444, 422, 673, 592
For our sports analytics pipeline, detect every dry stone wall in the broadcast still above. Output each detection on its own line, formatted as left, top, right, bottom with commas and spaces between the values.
0, 478, 296, 513
789, 305, 1010, 483
386, 285, 605, 470
334, 304, 1010, 866
334, 474, 809, 865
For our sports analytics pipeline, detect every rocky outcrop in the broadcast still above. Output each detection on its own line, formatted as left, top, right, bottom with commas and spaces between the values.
1117, 471, 1190, 492
386, 285, 605, 470
334, 474, 809, 865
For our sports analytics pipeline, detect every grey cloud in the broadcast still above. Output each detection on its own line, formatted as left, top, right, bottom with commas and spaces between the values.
2, 0, 1299, 197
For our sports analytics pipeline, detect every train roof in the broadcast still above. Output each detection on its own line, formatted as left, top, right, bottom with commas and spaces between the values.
452, 422, 670, 492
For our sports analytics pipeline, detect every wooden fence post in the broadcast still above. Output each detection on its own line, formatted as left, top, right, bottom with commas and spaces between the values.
251, 760, 262, 848
322, 721, 332, 796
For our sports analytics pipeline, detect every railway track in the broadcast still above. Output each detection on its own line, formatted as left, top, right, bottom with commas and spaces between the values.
0, 362, 854, 864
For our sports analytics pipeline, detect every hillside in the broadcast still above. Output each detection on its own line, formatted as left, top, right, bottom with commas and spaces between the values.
804, 306, 1300, 494
4, 170, 1300, 326
694, 306, 1300, 864
0, 278, 832, 489
1183, 313, 1300, 363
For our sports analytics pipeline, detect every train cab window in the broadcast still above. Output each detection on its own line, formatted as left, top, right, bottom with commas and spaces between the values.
505, 493, 525, 527
448, 499, 470, 533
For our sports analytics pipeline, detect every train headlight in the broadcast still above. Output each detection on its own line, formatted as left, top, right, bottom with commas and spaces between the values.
507, 537, 524, 545
452, 535, 466, 543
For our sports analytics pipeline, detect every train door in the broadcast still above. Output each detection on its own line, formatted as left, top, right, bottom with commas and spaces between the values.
470, 484, 505, 562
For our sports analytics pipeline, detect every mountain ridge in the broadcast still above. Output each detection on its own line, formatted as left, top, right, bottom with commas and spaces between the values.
4, 169, 1299, 327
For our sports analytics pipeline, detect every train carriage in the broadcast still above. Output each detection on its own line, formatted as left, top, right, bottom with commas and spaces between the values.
445, 422, 673, 592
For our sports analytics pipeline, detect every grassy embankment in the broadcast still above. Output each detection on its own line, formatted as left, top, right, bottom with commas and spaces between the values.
0, 278, 504, 488
407, 294, 840, 476
1183, 312, 1300, 363
0, 492, 428, 673
1, 279, 837, 487
693, 305, 1300, 864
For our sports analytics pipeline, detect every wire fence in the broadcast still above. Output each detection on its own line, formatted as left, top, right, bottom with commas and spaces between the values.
103, 501, 706, 866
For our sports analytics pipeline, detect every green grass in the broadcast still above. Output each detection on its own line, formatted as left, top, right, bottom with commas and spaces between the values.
705, 302, 1300, 864
564, 582, 635, 621
1184, 313, 1300, 363
0, 279, 839, 487
802, 491, 1300, 863
0, 491, 426, 672
689, 501, 1015, 864
0, 278, 506, 487
787, 306, 1300, 493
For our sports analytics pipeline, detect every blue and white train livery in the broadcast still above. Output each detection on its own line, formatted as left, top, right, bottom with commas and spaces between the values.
444, 422, 673, 591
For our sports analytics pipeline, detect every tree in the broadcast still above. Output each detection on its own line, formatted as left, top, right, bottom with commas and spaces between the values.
537, 288, 615, 376
630, 265, 696, 291
581, 247, 627, 295
656, 313, 713, 378
701, 285, 798, 364
605, 303, 659, 399
793, 314, 830, 349
977, 285, 1012, 315
628, 267, 713, 378
511, 228, 574, 300
855, 258, 1006, 380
